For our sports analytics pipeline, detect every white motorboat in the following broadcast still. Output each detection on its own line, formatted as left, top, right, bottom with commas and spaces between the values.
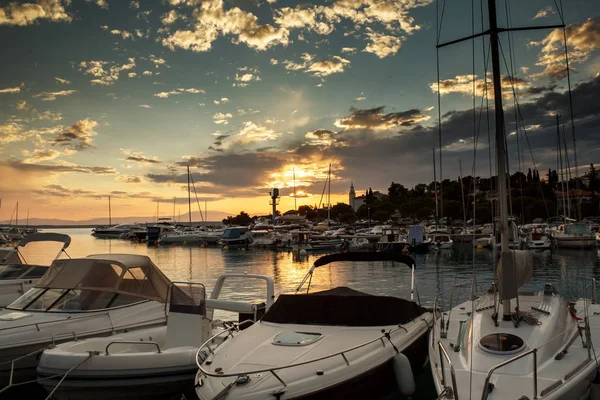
522, 224, 552, 250
91, 224, 143, 239
37, 273, 275, 400
248, 230, 279, 248
194, 252, 434, 400
430, 234, 453, 250
158, 229, 220, 246
553, 222, 596, 249
220, 226, 252, 249
0, 254, 171, 386
429, 1, 600, 398
0, 233, 71, 307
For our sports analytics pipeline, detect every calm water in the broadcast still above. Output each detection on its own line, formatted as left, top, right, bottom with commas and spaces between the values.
10, 228, 600, 399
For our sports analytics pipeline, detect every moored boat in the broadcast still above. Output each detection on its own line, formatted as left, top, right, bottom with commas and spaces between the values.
194, 252, 433, 400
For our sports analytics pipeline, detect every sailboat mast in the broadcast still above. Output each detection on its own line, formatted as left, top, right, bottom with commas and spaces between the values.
459, 160, 467, 229
557, 115, 567, 218
562, 125, 571, 218
26, 209, 29, 229
187, 165, 192, 227
487, 0, 511, 318
108, 196, 111, 226
16, 202, 18, 227
293, 167, 297, 213
433, 147, 438, 225
327, 164, 331, 224
205, 200, 207, 223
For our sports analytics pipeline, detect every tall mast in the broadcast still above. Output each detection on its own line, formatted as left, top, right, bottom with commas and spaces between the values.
487, 0, 511, 319
26, 208, 29, 229
293, 167, 297, 213
433, 147, 438, 225
327, 164, 331, 224
187, 165, 192, 227
562, 125, 571, 218
172, 197, 176, 223
16, 202, 19, 227
557, 115, 567, 219
205, 200, 207, 223
108, 196, 111, 226
459, 160, 467, 230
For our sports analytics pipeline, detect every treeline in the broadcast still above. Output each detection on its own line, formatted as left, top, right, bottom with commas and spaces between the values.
223, 164, 600, 225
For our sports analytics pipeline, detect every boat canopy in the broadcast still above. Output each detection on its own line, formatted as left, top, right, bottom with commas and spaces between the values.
0, 248, 24, 264
313, 252, 416, 269
35, 254, 171, 303
263, 287, 428, 327
17, 233, 71, 248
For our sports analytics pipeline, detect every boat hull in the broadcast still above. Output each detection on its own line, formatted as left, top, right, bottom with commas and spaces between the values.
554, 237, 596, 248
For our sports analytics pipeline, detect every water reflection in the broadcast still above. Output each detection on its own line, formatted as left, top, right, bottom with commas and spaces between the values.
15, 228, 600, 306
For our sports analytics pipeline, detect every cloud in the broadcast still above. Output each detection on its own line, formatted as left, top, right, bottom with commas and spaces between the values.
16, 100, 29, 110
0, 85, 22, 94
22, 149, 62, 163
89, 0, 108, 9
270, 58, 278, 65
142, 70, 153, 76
283, 53, 350, 77
304, 129, 339, 146
0, 122, 24, 146
139, 104, 151, 108
233, 66, 261, 87
35, 110, 63, 121
533, 6, 553, 20
273, 5, 333, 35
54, 76, 70, 84
2, 159, 116, 175
161, 0, 289, 52
79, 58, 136, 85
236, 121, 281, 143
354, 96, 366, 101
128, 72, 137, 78
341, 47, 356, 54
334, 106, 429, 130
150, 55, 167, 68
117, 175, 142, 183
109, 29, 134, 40
363, 30, 403, 58
121, 149, 161, 164
213, 112, 233, 124
52, 118, 98, 151
34, 89, 77, 101
154, 87, 204, 98
161, 10, 178, 24
130, 0, 139, 9
430, 74, 532, 99
0, 0, 71, 26
530, 17, 600, 80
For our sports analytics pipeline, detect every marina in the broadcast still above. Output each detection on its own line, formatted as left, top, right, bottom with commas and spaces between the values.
0, 228, 599, 399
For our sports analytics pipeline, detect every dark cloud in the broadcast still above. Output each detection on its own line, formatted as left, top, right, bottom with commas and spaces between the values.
125, 155, 161, 164
2, 159, 116, 175
334, 107, 429, 130
52, 119, 98, 151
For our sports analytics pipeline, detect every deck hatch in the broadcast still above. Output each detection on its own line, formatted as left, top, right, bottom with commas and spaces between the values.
272, 332, 322, 346
479, 333, 525, 355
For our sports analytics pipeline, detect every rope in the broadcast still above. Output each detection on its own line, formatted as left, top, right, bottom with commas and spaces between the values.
44, 352, 98, 400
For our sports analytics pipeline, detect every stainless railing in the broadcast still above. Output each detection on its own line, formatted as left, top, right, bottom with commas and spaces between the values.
480, 348, 538, 400
437, 341, 458, 400
196, 319, 428, 388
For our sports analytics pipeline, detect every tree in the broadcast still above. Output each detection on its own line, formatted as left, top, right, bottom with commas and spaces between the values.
366, 188, 375, 205
222, 211, 253, 226
388, 182, 409, 203
527, 168, 533, 183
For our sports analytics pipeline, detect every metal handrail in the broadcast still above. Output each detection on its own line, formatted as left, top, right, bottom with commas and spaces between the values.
105, 340, 161, 355
480, 348, 538, 400
0, 311, 114, 333
51, 331, 78, 346
437, 341, 459, 400
196, 319, 426, 385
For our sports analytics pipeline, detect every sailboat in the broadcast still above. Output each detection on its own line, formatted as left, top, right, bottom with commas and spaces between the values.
429, 1, 600, 399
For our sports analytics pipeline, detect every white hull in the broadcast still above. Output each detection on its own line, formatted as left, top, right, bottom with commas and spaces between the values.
526, 239, 552, 250
196, 315, 433, 400
430, 291, 600, 400
554, 237, 596, 248
0, 300, 166, 385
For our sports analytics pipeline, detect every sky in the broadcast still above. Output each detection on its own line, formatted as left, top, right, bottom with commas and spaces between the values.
0, 0, 599, 222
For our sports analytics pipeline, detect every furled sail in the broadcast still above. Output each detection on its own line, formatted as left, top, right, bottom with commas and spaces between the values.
497, 250, 533, 300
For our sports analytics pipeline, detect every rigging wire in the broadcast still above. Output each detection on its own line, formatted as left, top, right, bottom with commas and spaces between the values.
188, 173, 205, 222
436, 0, 447, 220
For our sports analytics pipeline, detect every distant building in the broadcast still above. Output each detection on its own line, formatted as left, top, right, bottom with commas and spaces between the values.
348, 182, 382, 212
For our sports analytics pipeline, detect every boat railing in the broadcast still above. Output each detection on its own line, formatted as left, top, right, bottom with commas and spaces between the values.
0, 311, 115, 334
437, 341, 459, 400
480, 348, 538, 400
105, 340, 161, 355
195, 319, 426, 388
432, 281, 485, 341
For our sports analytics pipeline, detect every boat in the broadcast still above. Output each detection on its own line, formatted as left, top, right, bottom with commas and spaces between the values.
91, 223, 143, 239
406, 225, 432, 253
0, 233, 71, 307
553, 222, 596, 249
37, 273, 275, 400
429, 2, 600, 398
375, 227, 408, 252
146, 221, 177, 245
522, 223, 552, 250
220, 226, 252, 248
0, 254, 171, 386
194, 252, 434, 400
430, 234, 453, 250
158, 229, 221, 246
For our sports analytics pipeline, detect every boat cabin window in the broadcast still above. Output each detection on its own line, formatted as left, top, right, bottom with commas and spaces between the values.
564, 223, 590, 235
222, 229, 242, 239
26, 289, 64, 311
0, 265, 28, 279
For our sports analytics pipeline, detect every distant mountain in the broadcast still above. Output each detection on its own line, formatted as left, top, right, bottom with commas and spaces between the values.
0, 210, 231, 227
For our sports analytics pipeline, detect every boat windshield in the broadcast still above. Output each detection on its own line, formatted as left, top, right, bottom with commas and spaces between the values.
8, 287, 145, 311
564, 223, 590, 235
222, 229, 241, 239
0, 265, 47, 280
